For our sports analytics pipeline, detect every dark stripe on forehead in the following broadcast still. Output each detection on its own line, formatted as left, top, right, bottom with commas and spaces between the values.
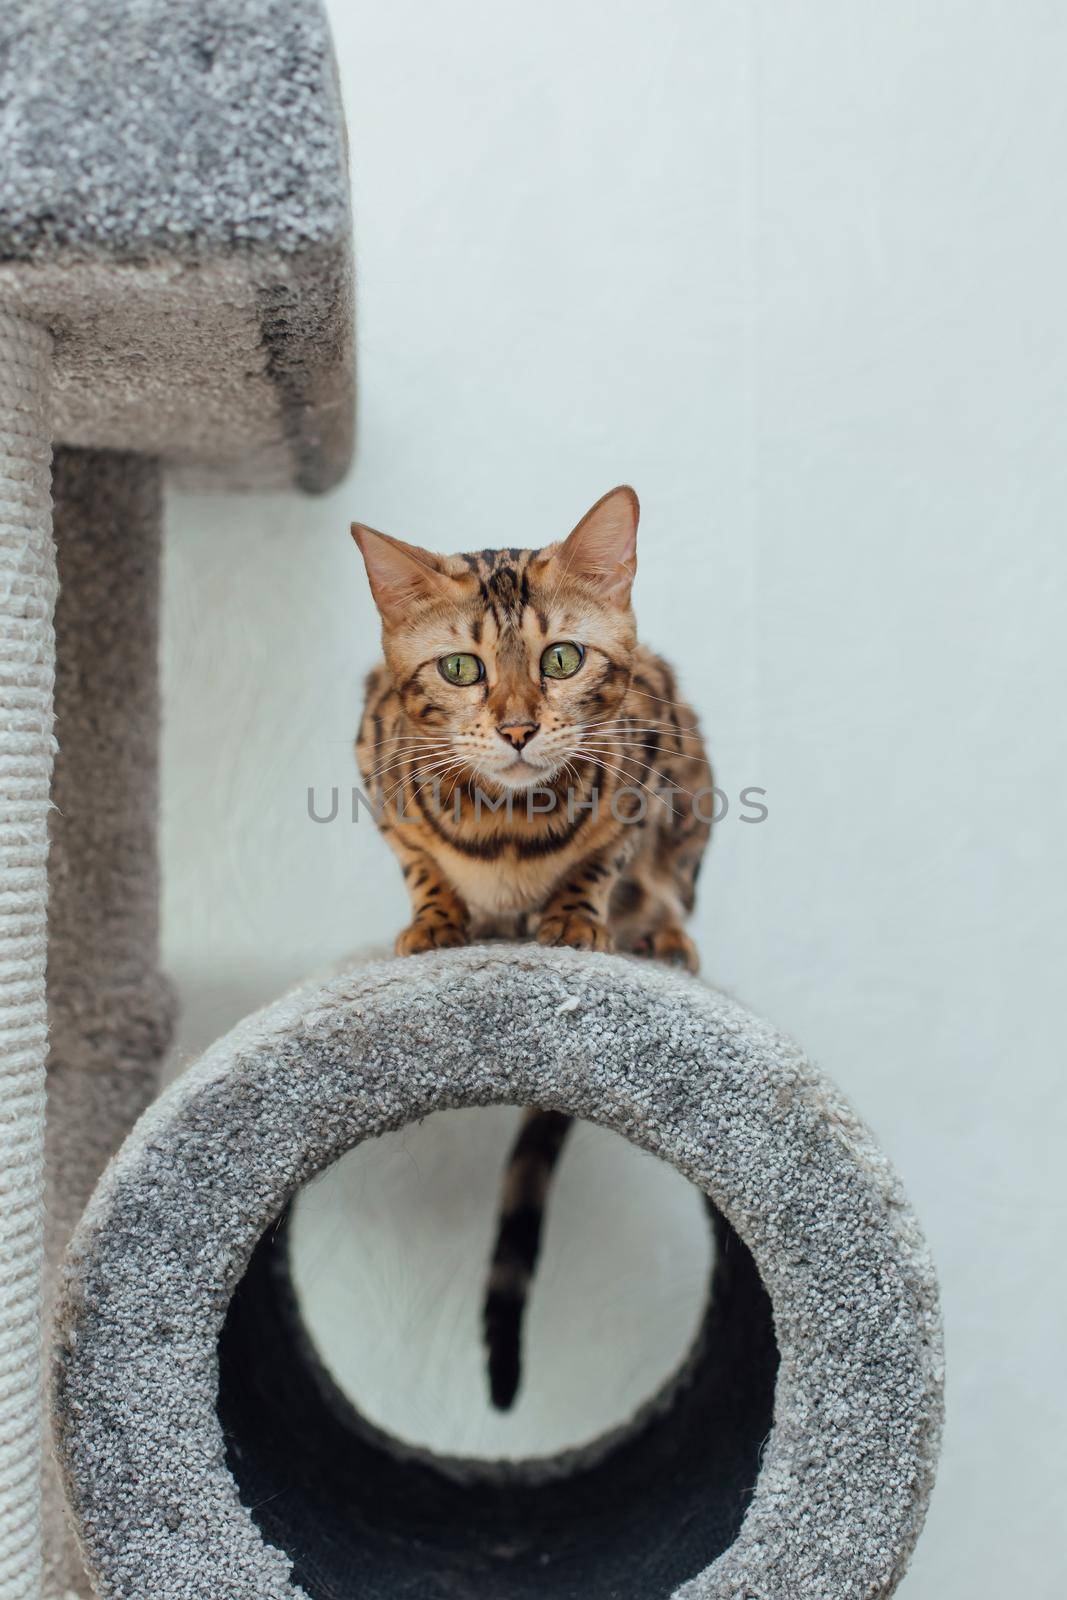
488, 566, 520, 612
457, 545, 540, 569
476, 577, 501, 630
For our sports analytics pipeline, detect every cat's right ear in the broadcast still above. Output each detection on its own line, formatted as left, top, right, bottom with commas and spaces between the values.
351, 525, 448, 624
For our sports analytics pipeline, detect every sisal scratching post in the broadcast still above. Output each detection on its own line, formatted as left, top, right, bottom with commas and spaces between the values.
0, 311, 55, 1600
43, 451, 173, 1600
0, 2, 355, 1593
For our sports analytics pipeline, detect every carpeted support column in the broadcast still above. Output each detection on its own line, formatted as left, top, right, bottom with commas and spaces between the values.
0, 309, 56, 1600
42, 450, 174, 1599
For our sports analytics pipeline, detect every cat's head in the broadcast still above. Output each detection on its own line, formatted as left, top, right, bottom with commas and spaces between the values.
353, 487, 639, 790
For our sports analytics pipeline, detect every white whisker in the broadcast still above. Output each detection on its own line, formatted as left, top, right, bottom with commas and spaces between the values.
362, 744, 453, 785
579, 744, 703, 802
579, 750, 679, 815
380, 754, 467, 808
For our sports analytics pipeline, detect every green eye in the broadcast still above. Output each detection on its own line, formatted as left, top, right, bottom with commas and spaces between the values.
438, 652, 484, 686
541, 641, 585, 679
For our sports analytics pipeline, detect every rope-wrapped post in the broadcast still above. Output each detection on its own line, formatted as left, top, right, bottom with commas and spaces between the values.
42, 450, 174, 1600
0, 308, 56, 1600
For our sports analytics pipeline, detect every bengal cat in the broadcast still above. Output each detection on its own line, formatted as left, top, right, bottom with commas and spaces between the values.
352, 486, 712, 1410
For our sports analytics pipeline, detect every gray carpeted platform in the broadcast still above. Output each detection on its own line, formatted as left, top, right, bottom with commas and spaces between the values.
54, 946, 944, 1600
0, 0, 354, 491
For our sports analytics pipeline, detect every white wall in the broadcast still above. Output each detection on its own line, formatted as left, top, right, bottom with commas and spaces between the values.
162, 3, 1066, 1594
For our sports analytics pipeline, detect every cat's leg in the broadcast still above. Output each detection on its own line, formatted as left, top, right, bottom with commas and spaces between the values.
640, 913, 700, 972
646, 807, 709, 972
602, 700, 712, 971
609, 832, 705, 974
536, 837, 635, 953
391, 844, 471, 956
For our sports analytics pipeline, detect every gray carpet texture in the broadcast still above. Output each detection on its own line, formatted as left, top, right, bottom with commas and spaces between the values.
54, 945, 944, 1600
0, 0, 354, 491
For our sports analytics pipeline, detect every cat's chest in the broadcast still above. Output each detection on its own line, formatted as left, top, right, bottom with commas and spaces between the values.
442, 848, 573, 915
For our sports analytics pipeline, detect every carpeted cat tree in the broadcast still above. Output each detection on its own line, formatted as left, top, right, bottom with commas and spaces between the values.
0, 4, 352, 1596
0, 5, 943, 1600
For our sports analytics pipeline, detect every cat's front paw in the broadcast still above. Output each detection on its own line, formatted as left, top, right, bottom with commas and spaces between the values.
537, 910, 614, 954
395, 918, 470, 957
631, 922, 700, 973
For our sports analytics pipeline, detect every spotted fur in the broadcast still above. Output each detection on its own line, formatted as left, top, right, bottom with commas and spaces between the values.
352, 487, 713, 1408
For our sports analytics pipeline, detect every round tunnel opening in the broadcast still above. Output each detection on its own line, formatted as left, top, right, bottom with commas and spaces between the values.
286, 1109, 718, 1464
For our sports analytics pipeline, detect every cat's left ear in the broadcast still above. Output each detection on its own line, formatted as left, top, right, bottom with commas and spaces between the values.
550, 485, 639, 607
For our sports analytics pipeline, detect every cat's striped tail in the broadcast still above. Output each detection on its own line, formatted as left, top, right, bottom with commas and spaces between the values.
482, 1108, 573, 1410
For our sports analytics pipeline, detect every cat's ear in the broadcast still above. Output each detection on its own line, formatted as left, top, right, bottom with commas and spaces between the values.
550, 486, 639, 606
351, 524, 449, 623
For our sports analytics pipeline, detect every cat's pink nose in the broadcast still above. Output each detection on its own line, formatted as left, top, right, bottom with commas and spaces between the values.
497, 721, 539, 753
